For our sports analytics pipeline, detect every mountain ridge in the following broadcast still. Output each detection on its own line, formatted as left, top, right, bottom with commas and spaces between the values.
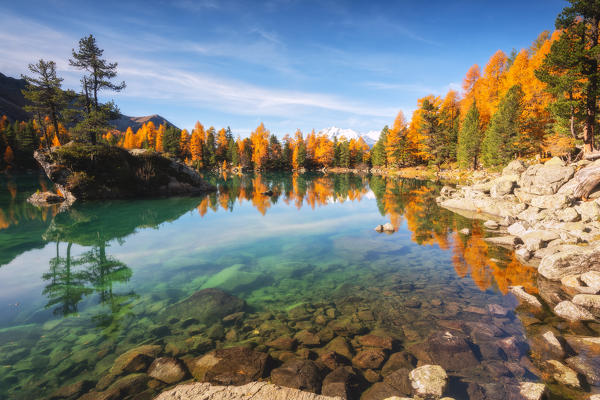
0, 72, 176, 131
317, 126, 381, 147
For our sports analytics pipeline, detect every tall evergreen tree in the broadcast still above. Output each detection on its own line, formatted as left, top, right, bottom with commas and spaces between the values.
481, 85, 524, 167
457, 101, 482, 170
69, 34, 125, 144
536, 0, 600, 153
371, 126, 388, 167
21, 59, 73, 149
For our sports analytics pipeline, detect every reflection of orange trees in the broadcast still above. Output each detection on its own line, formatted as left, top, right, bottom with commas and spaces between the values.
251, 175, 272, 215
452, 226, 494, 291
0, 178, 61, 231
451, 225, 538, 294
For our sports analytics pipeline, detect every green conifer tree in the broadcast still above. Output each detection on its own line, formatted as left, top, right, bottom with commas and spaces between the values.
457, 102, 482, 170
482, 85, 523, 168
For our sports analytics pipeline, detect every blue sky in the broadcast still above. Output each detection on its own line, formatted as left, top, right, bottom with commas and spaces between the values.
0, 0, 565, 137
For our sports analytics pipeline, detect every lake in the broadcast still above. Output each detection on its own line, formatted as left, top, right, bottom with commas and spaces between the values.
0, 172, 587, 399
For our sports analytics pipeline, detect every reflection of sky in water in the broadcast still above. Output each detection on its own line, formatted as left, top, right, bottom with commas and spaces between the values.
0, 188, 394, 325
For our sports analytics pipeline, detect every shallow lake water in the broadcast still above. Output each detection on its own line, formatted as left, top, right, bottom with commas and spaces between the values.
0, 172, 596, 399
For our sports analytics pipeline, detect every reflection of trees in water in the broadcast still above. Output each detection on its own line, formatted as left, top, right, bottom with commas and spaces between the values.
43, 241, 92, 316
42, 240, 136, 334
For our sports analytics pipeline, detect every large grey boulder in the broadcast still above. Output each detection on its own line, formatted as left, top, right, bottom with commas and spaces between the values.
530, 194, 572, 210
538, 243, 600, 280
518, 163, 575, 195
490, 177, 516, 198
503, 159, 527, 177
575, 200, 600, 222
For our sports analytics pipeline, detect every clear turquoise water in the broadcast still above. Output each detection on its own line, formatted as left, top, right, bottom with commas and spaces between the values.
0, 172, 552, 399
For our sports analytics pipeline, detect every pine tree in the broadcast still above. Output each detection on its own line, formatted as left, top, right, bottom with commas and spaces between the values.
481, 85, 524, 168
69, 35, 125, 144
457, 101, 482, 170
371, 126, 388, 167
21, 59, 73, 149
536, 0, 600, 153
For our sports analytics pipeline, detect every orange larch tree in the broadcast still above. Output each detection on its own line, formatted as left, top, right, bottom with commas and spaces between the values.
250, 123, 270, 169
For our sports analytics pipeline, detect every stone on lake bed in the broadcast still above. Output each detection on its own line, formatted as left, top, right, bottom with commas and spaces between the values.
186, 346, 269, 385
321, 366, 359, 399
163, 288, 246, 325
546, 360, 581, 388
352, 348, 387, 370
110, 344, 162, 376
508, 286, 542, 308
270, 359, 323, 393
358, 334, 394, 350
459, 228, 470, 235
147, 357, 188, 384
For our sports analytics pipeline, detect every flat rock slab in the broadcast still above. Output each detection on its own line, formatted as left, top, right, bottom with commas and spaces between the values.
154, 381, 341, 400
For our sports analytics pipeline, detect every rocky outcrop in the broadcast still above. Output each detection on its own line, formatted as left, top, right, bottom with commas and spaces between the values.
437, 157, 600, 324
538, 243, 600, 281
31, 143, 216, 205
154, 382, 341, 400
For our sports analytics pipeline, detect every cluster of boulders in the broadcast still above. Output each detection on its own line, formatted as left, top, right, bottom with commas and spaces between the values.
44, 286, 553, 400
437, 157, 600, 323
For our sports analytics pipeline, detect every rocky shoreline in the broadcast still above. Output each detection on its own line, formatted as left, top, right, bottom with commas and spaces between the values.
435, 157, 600, 398
437, 157, 600, 323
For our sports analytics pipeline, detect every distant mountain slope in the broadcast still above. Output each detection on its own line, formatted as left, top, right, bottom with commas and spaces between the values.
0, 73, 29, 122
110, 114, 177, 131
318, 126, 381, 147
0, 72, 176, 131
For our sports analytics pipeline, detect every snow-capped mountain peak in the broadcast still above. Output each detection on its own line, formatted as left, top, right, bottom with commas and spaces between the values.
317, 126, 380, 146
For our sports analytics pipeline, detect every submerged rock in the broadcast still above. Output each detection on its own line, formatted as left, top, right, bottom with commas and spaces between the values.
164, 288, 245, 324
546, 360, 581, 388
508, 286, 542, 308
321, 366, 360, 399
148, 357, 188, 384
186, 347, 269, 385
270, 359, 323, 393
110, 344, 162, 376
352, 348, 387, 370
411, 331, 478, 372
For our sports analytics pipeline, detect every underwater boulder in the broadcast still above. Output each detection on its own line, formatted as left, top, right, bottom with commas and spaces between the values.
163, 288, 245, 324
